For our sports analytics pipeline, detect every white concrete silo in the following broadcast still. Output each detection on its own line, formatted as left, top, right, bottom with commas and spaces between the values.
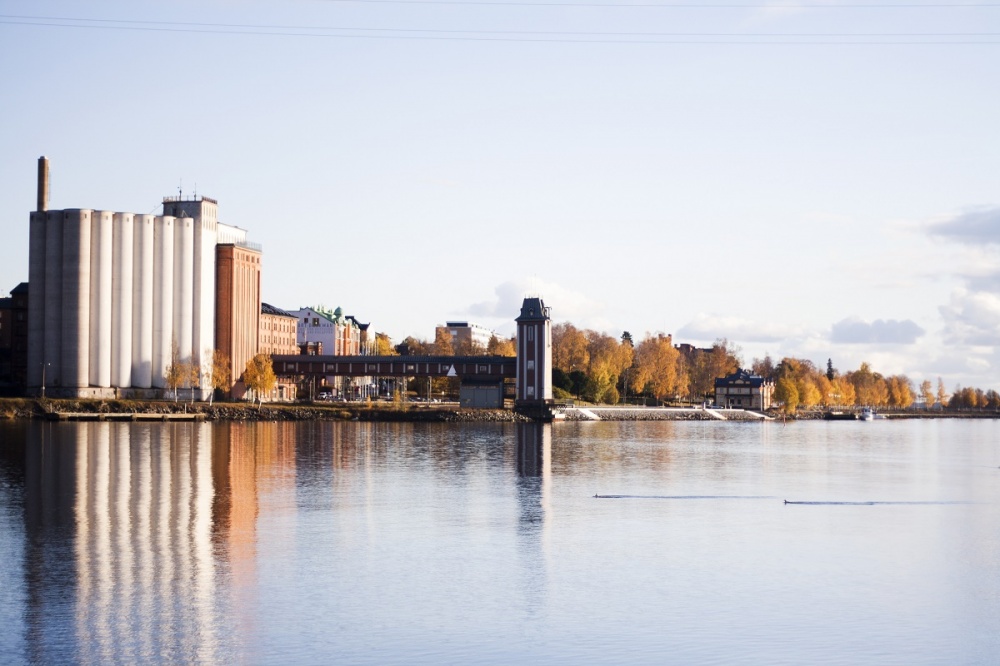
131, 214, 155, 388
27, 211, 47, 388
62, 209, 92, 389
173, 216, 194, 365
43, 210, 63, 387
89, 211, 113, 388
192, 213, 218, 392
152, 216, 174, 388
111, 213, 134, 388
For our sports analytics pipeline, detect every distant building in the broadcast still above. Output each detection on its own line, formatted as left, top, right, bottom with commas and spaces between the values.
714, 369, 774, 410
295, 306, 361, 355
437, 321, 495, 354
259, 303, 298, 401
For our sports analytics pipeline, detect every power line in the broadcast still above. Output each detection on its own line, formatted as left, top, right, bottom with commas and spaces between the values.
317, 0, 1000, 6
1, 17, 998, 43
2, 14, 997, 36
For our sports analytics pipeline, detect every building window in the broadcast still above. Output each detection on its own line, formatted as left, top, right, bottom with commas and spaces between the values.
527, 328, 534, 342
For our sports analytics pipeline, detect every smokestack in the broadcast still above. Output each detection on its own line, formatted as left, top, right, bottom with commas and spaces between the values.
37, 156, 50, 212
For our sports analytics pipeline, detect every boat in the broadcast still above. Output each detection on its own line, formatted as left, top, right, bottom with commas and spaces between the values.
859, 407, 875, 421
824, 411, 858, 421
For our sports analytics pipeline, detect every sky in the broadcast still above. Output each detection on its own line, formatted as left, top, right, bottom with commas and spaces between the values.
1, 0, 998, 390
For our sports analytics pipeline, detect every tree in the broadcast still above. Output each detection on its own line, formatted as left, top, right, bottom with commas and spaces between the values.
920, 379, 934, 408
165, 340, 184, 402
986, 389, 1000, 410
751, 354, 776, 381
886, 375, 914, 408
185, 359, 201, 404
832, 376, 856, 406
396, 336, 428, 356
432, 327, 454, 356
774, 377, 799, 414
244, 353, 277, 407
683, 339, 741, 400
373, 332, 396, 356
486, 335, 516, 357
936, 378, 948, 409
630, 334, 681, 402
552, 323, 590, 373
826, 359, 835, 381
208, 349, 231, 404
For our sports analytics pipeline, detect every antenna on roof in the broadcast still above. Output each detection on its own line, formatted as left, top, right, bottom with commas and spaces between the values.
178, 178, 183, 200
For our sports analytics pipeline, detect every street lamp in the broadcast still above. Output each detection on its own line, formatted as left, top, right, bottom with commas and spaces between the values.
41, 362, 50, 399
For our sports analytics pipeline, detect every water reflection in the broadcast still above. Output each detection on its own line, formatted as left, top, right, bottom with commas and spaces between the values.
2, 419, 996, 664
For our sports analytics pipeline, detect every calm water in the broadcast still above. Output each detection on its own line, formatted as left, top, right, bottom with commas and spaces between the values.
0, 419, 997, 665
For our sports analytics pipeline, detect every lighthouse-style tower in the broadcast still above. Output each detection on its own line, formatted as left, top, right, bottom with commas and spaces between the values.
515, 297, 552, 409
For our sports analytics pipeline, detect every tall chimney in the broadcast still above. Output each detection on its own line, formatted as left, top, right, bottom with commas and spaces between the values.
37, 156, 49, 212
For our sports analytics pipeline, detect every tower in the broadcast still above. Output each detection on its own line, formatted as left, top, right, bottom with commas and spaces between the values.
515, 297, 552, 407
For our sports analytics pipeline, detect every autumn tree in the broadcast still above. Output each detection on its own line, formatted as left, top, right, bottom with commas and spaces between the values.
582, 330, 633, 404
244, 353, 277, 407
774, 377, 799, 414
986, 389, 1000, 410
552, 323, 590, 373
396, 336, 429, 356
919, 379, 934, 408
936, 378, 948, 408
887, 375, 914, 408
681, 339, 741, 400
207, 349, 232, 404
165, 340, 185, 402
832, 376, 856, 407
373, 332, 397, 356
630, 334, 681, 402
432, 327, 454, 356
487, 334, 516, 357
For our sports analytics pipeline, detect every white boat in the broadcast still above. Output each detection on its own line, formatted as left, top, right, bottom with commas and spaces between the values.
859, 407, 875, 421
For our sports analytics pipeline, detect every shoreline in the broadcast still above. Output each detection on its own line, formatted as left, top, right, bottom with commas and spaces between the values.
2, 398, 999, 423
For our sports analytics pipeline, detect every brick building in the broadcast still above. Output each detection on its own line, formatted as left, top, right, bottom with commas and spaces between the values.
216, 244, 262, 399
260, 302, 298, 401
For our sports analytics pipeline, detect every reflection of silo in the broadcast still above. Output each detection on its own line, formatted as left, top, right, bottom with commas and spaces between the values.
173, 217, 194, 364
89, 211, 113, 388
27, 211, 47, 387
63, 209, 92, 388
131, 215, 155, 388
193, 217, 218, 383
111, 213, 134, 388
44, 210, 63, 386
152, 216, 174, 388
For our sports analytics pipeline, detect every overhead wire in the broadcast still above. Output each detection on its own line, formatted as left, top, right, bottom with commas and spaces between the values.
2, 6, 998, 44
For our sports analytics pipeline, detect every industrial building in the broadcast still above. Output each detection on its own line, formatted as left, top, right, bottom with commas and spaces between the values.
26, 157, 261, 398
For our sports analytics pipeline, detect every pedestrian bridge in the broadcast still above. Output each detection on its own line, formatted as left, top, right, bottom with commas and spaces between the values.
270, 354, 516, 381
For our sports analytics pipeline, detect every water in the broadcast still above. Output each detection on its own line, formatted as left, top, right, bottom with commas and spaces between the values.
0, 419, 998, 665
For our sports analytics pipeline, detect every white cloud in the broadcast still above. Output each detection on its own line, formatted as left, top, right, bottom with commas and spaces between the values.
928, 206, 1000, 246
830, 317, 925, 344
940, 289, 1000, 346
677, 313, 808, 344
467, 279, 610, 331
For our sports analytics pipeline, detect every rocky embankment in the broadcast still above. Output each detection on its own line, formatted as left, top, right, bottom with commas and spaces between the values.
0, 398, 531, 423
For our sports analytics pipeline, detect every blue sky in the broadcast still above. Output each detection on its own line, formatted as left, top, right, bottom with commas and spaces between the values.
1, 0, 998, 390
